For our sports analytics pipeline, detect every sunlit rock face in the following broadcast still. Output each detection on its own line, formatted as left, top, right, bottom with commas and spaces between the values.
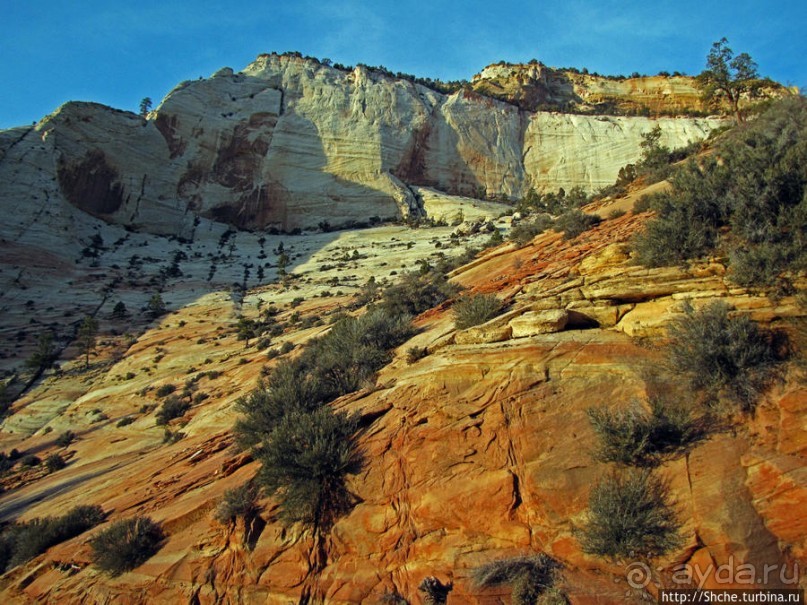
2, 54, 724, 236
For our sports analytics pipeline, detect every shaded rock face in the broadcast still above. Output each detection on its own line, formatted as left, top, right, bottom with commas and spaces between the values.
1, 55, 724, 235
57, 149, 125, 216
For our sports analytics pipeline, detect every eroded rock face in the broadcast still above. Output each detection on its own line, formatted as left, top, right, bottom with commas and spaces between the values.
1, 54, 725, 235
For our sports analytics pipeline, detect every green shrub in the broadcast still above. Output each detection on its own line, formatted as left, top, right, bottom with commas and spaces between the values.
453, 293, 504, 330
155, 395, 190, 425
236, 308, 414, 528
380, 271, 460, 317
116, 416, 135, 427
45, 453, 66, 473
667, 301, 780, 410
162, 428, 184, 443
630, 161, 730, 267
55, 430, 75, 447
0, 452, 14, 474
471, 554, 564, 605
0, 505, 104, 572
553, 210, 601, 240
155, 384, 176, 398
20, 454, 40, 468
90, 516, 164, 576
510, 214, 554, 246
632, 97, 807, 289
587, 398, 710, 466
405, 346, 429, 364
256, 408, 361, 528
235, 309, 413, 450
578, 469, 681, 560
215, 482, 261, 524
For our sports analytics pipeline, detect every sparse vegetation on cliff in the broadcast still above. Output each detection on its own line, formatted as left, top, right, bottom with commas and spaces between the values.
632, 97, 807, 292
667, 301, 781, 411
379, 270, 460, 317
587, 398, 710, 466
471, 554, 565, 605
215, 482, 261, 524
257, 407, 362, 527
235, 308, 414, 529
90, 516, 164, 576
578, 469, 682, 560
0, 505, 105, 572
453, 293, 504, 329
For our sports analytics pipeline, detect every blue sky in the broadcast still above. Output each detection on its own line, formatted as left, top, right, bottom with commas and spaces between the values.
1, 0, 805, 129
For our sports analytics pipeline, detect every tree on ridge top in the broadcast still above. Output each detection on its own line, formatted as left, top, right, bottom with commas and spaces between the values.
696, 37, 761, 123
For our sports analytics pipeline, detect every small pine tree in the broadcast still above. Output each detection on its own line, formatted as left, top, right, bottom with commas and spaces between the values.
139, 97, 152, 117
25, 331, 56, 371
111, 301, 128, 319
146, 294, 166, 318
77, 316, 99, 369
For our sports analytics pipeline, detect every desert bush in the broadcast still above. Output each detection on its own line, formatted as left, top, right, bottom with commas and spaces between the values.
116, 416, 135, 427
418, 577, 453, 605
516, 187, 589, 215
510, 214, 554, 246
155, 395, 190, 425
634, 125, 673, 183
306, 309, 412, 395
471, 553, 563, 605
379, 591, 410, 604
406, 346, 429, 364
632, 97, 807, 289
553, 210, 601, 240
90, 516, 164, 576
587, 398, 710, 466
215, 482, 261, 523
380, 271, 460, 317
155, 384, 176, 398
256, 408, 362, 528
20, 454, 40, 467
578, 469, 681, 560
236, 308, 413, 528
45, 453, 66, 473
0, 505, 104, 572
453, 293, 504, 330
55, 430, 75, 447
631, 160, 731, 267
162, 428, 184, 443
667, 301, 780, 410
0, 452, 14, 474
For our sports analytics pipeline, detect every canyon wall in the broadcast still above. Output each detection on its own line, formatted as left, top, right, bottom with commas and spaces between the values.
0, 54, 724, 235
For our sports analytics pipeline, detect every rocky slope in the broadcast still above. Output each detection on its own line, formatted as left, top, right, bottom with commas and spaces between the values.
0, 188, 803, 603
0, 54, 803, 604
0, 54, 725, 235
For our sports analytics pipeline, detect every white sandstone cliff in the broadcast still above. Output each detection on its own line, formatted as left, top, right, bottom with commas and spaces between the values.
0, 54, 725, 235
